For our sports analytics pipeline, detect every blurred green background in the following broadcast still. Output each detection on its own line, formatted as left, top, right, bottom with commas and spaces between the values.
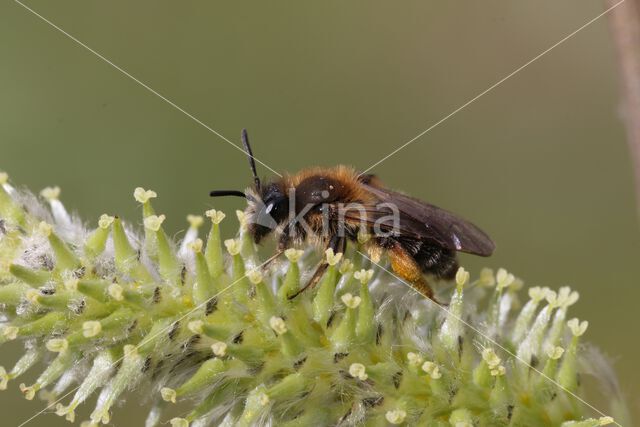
1, 0, 638, 425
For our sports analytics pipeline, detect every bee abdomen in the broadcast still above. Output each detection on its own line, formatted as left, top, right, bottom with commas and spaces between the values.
395, 238, 458, 280
417, 244, 458, 280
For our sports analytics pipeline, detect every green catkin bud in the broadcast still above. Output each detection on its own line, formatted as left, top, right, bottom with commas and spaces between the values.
161, 357, 225, 402
89, 345, 145, 425
267, 372, 309, 400
489, 372, 511, 419
191, 240, 216, 305
0, 282, 30, 306
145, 214, 180, 284
270, 316, 302, 357
236, 384, 270, 427
354, 269, 375, 342
516, 292, 559, 378
112, 217, 136, 266
312, 248, 342, 325
43, 367, 78, 405
40, 187, 69, 229
236, 210, 257, 263
278, 249, 303, 300
205, 209, 225, 278
331, 293, 360, 350
486, 268, 515, 337
189, 319, 232, 341
77, 279, 112, 302
16, 311, 67, 338
9, 264, 51, 287
557, 318, 588, 392
545, 287, 579, 348
248, 269, 276, 323
0, 345, 41, 390
38, 222, 80, 271
84, 214, 114, 257
136, 318, 175, 356
535, 346, 564, 401
226, 343, 265, 363
118, 285, 148, 307
112, 217, 153, 282
449, 408, 474, 426
0, 181, 625, 427
225, 239, 250, 303
290, 306, 323, 349
0, 178, 25, 227
366, 361, 398, 387
473, 348, 499, 388
512, 286, 549, 342
179, 214, 204, 258
55, 350, 116, 422
135, 187, 159, 262
181, 378, 252, 425
422, 360, 446, 397
437, 267, 468, 354
0, 230, 23, 278
35, 290, 74, 310
20, 349, 75, 400
69, 308, 134, 347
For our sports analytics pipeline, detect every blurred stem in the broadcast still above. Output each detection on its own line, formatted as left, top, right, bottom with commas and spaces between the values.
607, 0, 640, 216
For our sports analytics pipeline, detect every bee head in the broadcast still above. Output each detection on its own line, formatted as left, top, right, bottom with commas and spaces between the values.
209, 129, 289, 243
244, 181, 289, 243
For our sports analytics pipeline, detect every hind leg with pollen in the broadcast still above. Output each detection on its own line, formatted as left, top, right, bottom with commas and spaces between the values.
388, 244, 436, 301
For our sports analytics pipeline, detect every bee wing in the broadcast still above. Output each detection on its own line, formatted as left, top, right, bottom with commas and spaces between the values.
350, 184, 495, 257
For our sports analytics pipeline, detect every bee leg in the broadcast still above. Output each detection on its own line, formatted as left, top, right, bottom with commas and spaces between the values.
288, 236, 345, 300
388, 244, 445, 305
260, 249, 285, 271
288, 262, 329, 300
258, 231, 293, 272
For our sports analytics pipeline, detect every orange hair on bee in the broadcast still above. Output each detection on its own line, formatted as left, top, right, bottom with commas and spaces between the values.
283, 165, 377, 205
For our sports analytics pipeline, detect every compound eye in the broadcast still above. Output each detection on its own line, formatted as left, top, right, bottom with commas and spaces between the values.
265, 202, 274, 215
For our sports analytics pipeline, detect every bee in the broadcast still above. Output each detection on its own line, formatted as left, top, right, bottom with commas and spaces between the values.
210, 130, 495, 302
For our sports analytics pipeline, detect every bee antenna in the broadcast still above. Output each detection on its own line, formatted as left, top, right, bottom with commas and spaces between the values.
242, 129, 261, 191
209, 190, 259, 204
209, 190, 247, 198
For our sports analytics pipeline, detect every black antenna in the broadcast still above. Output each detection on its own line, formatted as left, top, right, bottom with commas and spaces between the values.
209, 190, 247, 198
242, 129, 261, 191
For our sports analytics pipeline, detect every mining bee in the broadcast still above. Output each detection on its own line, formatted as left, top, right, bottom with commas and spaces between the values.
210, 130, 495, 302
